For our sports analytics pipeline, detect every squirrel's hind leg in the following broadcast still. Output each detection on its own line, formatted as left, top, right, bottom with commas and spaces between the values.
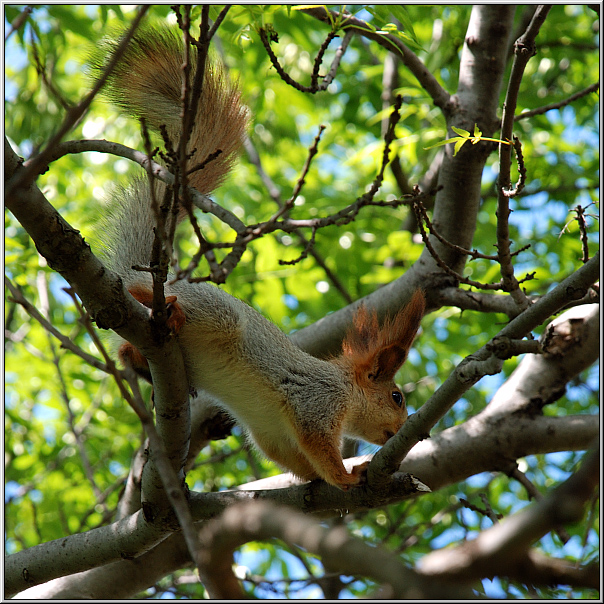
118, 285, 187, 381
119, 341, 153, 382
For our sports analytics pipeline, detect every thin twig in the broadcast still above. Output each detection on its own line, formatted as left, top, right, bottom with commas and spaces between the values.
268, 125, 326, 224
243, 137, 353, 302
515, 81, 600, 121
139, 120, 173, 328
414, 199, 499, 261
574, 204, 591, 264
29, 28, 72, 111
496, 5, 551, 306
45, 138, 248, 236
311, 30, 338, 89
279, 227, 318, 266
208, 5, 232, 41
411, 200, 536, 292
258, 25, 348, 94
4, 276, 108, 372
52, 285, 102, 501
174, 6, 227, 283
507, 466, 570, 544
189, 96, 406, 282
8, 5, 150, 196
459, 496, 502, 525
5, 4, 33, 41
322, 30, 354, 87
501, 136, 527, 198
300, 6, 452, 112
486, 335, 542, 358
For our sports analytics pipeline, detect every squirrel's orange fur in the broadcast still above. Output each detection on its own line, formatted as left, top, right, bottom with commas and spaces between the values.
98, 27, 425, 490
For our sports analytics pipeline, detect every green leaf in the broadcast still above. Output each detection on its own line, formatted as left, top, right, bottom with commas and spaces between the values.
454, 138, 467, 154
451, 126, 470, 137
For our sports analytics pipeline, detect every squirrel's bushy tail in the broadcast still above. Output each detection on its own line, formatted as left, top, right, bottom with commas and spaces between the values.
99, 180, 162, 287
92, 26, 249, 194
92, 26, 249, 282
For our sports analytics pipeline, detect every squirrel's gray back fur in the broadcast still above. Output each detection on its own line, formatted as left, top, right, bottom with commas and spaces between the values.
99, 176, 350, 438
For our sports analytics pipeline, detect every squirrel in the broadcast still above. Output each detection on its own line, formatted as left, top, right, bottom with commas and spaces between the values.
95, 27, 426, 490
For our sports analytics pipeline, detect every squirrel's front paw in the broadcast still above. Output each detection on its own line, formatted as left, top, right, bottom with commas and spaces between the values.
336, 461, 370, 491
349, 461, 370, 484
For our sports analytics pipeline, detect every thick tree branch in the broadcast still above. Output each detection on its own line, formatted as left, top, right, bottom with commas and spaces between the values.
10, 411, 596, 599
369, 251, 599, 481
233, 412, 597, 498
6, 137, 194, 555
436, 287, 536, 317
511, 550, 599, 591
68, 299, 198, 571
5, 139, 153, 346
417, 445, 599, 585
5, 510, 169, 598
10, 534, 193, 600
198, 501, 475, 599
486, 303, 599, 418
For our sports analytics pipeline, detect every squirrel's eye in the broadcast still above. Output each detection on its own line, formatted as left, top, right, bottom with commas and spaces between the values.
392, 391, 404, 407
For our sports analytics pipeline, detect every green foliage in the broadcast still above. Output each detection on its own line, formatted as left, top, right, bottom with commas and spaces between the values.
426, 123, 513, 155
354, 5, 424, 53
5, 4, 599, 599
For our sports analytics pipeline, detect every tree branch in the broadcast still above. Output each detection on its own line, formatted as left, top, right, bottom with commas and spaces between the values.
6, 136, 196, 570
369, 251, 599, 481
10, 411, 597, 599
515, 81, 600, 121
243, 137, 353, 302
417, 445, 599, 585
5, 276, 108, 372
300, 6, 452, 112
44, 138, 247, 235
198, 501, 474, 599
6, 6, 150, 197
5, 138, 154, 350
5, 510, 169, 598
486, 302, 599, 418
496, 5, 552, 305
5, 4, 33, 41
258, 25, 352, 94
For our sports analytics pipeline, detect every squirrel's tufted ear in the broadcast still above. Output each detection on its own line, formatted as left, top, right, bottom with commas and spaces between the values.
372, 342, 410, 382
342, 290, 425, 383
